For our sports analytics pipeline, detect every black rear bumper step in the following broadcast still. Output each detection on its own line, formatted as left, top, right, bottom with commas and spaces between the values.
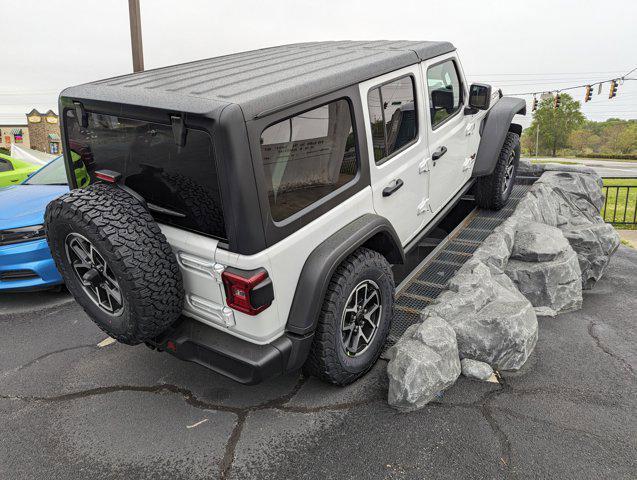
148, 316, 314, 385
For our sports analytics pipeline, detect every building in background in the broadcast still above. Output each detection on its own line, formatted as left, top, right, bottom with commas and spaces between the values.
26, 109, 62, 155
0, 122, 30, 151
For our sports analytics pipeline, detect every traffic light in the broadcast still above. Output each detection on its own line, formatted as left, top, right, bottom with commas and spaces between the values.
584, 85, 593, 102
532, 96, 538, 112
609, 80, 618, 99
554, 93, 561, 109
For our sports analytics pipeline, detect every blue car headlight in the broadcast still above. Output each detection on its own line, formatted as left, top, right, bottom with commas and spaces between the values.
0, 225, 46, 246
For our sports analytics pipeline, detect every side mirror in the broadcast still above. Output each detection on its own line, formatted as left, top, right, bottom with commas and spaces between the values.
466, 83, 492, 114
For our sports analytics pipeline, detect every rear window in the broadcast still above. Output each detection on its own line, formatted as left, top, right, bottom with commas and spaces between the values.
64, 110, 226, 241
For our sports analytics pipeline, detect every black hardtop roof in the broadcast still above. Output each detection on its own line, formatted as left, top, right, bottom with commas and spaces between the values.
61, 40, 455, 120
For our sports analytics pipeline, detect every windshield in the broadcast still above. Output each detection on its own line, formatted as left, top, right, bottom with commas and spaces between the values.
23, 156, 67, 185
64, 110, 226, 241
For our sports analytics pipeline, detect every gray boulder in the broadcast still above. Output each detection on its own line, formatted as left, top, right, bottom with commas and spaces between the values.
460, 358, 494, 381
513, 170, 619, 289
563, 222, 620, 289
506, 252, 582, 316
510, 221, 571, 262
386, 316, 461, 411
426, 260, 538, 370
505, 222, 583, 316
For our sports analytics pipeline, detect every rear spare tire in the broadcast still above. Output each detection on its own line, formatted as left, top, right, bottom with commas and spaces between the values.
45, 183, 184, 344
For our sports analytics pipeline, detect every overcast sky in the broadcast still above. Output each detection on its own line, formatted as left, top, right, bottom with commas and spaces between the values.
2, 0, 635, 126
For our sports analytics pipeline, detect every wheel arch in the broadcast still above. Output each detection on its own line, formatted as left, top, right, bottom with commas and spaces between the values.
472, 97, 526, 178
285, 214, 403, 336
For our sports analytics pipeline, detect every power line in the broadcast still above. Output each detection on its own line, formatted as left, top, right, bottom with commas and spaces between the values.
505, 67, 637, 96
467, 70, 630, 76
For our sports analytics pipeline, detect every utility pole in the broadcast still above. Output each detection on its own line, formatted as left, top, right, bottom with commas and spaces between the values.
535, 123, 540, 159
128, 0, 144, 72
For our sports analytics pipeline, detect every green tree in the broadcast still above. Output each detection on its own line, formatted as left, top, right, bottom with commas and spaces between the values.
526, 93, 585, 157
617, 123, 637, 154
569, 129, 600, 154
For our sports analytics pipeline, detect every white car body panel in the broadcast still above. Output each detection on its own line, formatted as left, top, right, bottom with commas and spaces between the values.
161, 187, 374, 345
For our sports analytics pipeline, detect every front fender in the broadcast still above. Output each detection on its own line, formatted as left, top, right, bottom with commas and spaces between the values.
471, 97, 526, 177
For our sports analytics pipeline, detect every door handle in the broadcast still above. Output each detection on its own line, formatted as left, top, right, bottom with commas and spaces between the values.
382, 178, 404, 197
432, 146, 447, 161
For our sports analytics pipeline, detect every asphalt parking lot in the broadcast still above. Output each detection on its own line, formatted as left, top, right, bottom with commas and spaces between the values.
1, 246, 635, 480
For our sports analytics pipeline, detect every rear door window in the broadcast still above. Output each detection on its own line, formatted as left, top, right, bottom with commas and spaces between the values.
367, 75, 418, 164
260, 99, 358, 222
64, 111, 226, 241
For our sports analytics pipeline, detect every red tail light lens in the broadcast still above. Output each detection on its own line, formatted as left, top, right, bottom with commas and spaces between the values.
221, 268, 273, 316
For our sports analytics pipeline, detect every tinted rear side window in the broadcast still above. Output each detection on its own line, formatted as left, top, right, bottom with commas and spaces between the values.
64, 111, 226, 241
260, 99, 358, 222
367, 75, 417, 163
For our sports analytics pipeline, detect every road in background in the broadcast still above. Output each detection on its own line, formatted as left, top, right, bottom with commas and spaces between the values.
524, 157, 637, 178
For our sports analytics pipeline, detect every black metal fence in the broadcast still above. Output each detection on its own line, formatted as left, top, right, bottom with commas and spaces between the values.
601, 178, 637, 226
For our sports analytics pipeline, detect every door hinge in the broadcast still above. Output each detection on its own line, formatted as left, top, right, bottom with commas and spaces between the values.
417, 198, 432, 215
177, 252, 225, 282
465, 123, 476, 136
418, 158, 431, 173
462, 153, 477, 171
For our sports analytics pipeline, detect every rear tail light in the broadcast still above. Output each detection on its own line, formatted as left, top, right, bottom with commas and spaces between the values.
221, 268, 274, 316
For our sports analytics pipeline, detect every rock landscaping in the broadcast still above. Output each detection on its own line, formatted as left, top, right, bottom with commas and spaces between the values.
505, 221, 582, 317
386, 316, 461, 412
387, 163, 621, 411
460, 358, 494, 381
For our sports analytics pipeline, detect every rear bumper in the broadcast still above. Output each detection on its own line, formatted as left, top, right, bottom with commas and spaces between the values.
149, 316, 314, 385
0, 238, 63, 291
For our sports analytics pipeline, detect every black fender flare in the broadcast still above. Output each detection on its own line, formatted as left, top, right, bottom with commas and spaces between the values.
471, 97, 526, 177
285, 214, 404, 336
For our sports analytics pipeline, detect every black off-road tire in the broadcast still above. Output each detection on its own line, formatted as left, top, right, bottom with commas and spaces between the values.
475, 131, 521, 210
45, 183, 184, 344
303, 247, 395, 386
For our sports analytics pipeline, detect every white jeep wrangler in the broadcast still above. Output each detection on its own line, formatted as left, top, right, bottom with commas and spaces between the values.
46, 41, 525, 385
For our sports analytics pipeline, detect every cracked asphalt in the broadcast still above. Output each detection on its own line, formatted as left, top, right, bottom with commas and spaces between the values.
1, 246, 636, 480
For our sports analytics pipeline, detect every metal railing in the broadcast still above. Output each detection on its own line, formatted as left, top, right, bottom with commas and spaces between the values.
601, 178, 637, 225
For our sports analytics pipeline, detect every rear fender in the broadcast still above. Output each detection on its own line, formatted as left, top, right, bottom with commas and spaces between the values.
285, 214, 403, 336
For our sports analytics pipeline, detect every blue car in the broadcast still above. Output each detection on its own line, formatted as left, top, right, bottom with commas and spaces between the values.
0, 156, 69, 291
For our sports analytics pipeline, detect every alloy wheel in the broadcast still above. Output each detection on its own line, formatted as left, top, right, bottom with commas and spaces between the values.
64, 233, 124, 316
502, 150, 516, 194
340, 280, 382, 357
